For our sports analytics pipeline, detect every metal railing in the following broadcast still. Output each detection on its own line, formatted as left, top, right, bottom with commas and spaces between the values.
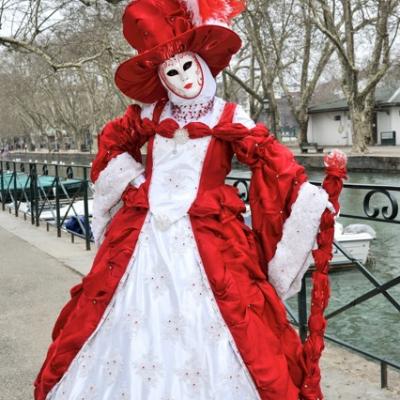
227, 176, 400, 389
1, 160, 399, 388
0, 160, 93, 250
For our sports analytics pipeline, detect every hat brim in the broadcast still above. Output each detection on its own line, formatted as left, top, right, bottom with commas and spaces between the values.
114, 25, 241, 103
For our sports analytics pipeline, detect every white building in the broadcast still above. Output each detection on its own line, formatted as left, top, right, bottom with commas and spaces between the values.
307, 87, 400, 146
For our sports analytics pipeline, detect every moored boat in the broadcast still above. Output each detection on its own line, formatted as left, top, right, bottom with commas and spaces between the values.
243, 205, 376, 270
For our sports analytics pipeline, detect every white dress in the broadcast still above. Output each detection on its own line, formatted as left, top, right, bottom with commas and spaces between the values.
45, 98, 261, 400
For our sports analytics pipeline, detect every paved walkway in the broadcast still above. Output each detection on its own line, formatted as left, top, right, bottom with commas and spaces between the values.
0, 211, 399, 400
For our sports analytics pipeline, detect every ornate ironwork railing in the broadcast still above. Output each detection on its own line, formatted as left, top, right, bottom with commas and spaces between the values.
226, 175, 400, 389
0, 160, 93, 250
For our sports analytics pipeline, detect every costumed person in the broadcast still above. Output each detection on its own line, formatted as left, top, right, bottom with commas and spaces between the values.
34, 0, 348, 399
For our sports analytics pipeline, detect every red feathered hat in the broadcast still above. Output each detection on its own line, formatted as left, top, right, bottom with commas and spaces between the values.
115, 0, 245, 103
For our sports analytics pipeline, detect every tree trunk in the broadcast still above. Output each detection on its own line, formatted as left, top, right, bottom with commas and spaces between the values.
73, 129, 85, 152
297, 111, 309, 145
349, 103, 370, 153
265, 92, 280, 137
222, 72, 232, 102
364, 91, 376, 145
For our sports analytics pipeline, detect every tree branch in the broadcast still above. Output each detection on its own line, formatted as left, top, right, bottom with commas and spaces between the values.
309, 0, 357, 72
0, 36, 111, 70
223, 69, 264, 103
77, 0, 125, 5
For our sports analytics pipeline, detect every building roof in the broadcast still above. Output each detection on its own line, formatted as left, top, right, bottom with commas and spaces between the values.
308, 86, 400, 114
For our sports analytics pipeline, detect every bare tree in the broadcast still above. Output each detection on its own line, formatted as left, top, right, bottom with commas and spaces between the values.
2, 0, 399, 156
0, 1, 128, 70
0, 0, 132, 148
223, 0, 336, 144
240, 3, 282, 133
271, 1, 336, 144
307, 0, 400, 153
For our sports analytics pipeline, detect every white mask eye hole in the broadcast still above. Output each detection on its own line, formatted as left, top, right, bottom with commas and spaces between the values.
166, 69, 179, 77
183, 61, 192, 71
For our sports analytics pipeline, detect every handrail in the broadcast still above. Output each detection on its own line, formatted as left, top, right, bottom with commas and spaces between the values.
227, 174, 400, 389
0, 159, 93, 249
1, 161, 399, 388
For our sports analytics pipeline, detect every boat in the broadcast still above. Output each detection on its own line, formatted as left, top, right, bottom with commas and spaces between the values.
242, 205, 376, 270
6, 199, 93, 221
329, 222, 376, 269
0, 171, 82, 203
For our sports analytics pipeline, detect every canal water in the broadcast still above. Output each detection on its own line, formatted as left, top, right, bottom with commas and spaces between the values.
231, 168, 400, 365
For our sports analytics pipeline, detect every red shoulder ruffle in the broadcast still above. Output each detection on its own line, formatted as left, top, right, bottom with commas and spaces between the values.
90, 104, 143, 183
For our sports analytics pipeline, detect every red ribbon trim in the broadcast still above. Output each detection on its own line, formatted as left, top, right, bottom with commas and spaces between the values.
125, 103, 269, 143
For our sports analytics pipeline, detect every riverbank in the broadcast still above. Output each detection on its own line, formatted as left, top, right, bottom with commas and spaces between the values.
5, 144, 400, 172
4, 151, 95, 167
290, 145, 400, 172
1, 210, 399, 399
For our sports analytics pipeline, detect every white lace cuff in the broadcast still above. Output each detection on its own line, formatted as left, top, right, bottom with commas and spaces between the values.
268, 181, 329, 300
91, 152, 144, 247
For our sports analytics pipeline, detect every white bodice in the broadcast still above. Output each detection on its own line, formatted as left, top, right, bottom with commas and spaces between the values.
144, 97, 226, 229
148, 133, 211, 229
134, 97, 256, 231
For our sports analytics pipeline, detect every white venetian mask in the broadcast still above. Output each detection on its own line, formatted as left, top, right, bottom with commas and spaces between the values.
158, 52, 204, 99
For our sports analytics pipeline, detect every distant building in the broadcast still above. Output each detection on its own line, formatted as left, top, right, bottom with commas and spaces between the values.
307, 87, 400, 146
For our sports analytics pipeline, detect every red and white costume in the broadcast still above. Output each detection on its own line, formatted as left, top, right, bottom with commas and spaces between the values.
34, 1, 347, 399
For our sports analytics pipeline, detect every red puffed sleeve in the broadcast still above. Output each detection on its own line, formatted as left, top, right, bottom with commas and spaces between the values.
90, 104, 146, 182
90, 104, 149, 247
232, 105, 330, 300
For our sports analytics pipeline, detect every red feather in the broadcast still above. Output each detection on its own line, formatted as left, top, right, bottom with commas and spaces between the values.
198, 0, 246, 23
